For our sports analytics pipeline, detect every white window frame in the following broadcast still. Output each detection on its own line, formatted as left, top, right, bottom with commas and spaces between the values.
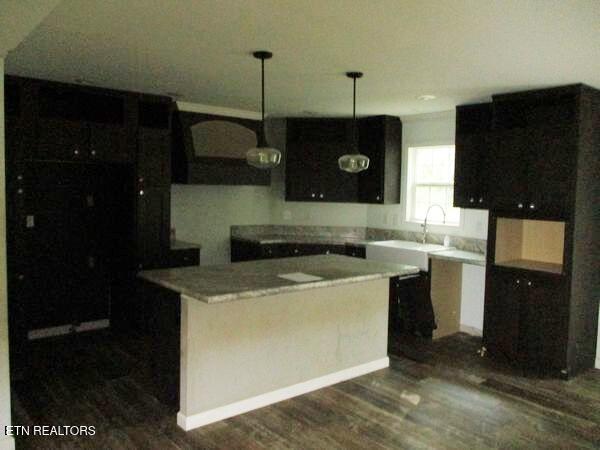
405, 144, 460, 227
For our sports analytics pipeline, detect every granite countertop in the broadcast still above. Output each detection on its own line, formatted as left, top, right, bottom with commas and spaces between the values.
428, 249, 486, 266
232, 234, 373, 246
170, 240, 202, 250
139, 254, 419, 304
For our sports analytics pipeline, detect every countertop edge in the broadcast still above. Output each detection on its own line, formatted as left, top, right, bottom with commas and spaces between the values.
139, 268, 419, 304
428, 251, 486, 267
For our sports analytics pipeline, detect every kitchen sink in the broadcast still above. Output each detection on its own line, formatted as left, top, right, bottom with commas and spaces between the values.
366, 240, 452, 272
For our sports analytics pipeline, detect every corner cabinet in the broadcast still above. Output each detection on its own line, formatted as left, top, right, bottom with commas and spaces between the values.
453, 102, 492, 209
285, 116, 401, 204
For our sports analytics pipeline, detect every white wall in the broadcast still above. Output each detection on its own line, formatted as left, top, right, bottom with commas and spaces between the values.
171, 184, 272, 265
0, 57, 16, 450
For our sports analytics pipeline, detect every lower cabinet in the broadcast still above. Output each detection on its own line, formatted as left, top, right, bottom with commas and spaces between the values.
230, 238, 348, 262
483, 267, 569, 376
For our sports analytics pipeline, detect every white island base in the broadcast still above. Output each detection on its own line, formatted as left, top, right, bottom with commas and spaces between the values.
176, 278, 390, 431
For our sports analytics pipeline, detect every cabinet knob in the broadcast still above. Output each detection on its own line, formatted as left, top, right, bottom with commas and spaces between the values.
517, 203, 523, 209
478, 197, 483, 203
294, 249, 299, 254
469, 197, 475, 203
527, 281, 532, 287
17, 188, 23, 195
138, 177, 145, 183
325, 250, 330, 255
376, 195, 381, 201
17, 175, 23, 181
91, 150, 97, 156
74, 149, 79, 156
516, 279, 520, 285
319, 194, 324, 199
18, 274, 25, 281
529, 203, 536, 210
139, 190, 145, 196
311, 193, 316, 198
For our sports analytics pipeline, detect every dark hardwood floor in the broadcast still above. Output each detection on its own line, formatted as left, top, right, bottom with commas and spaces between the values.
10, 331, 600, 449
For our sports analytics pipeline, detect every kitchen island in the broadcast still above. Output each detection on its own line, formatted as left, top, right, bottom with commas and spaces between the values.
139, 255, 418, 430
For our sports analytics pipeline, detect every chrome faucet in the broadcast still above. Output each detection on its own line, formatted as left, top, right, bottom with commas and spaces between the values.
421, 204, 447, 244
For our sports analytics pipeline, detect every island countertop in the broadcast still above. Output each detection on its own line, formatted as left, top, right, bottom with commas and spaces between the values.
139, 254, 419, 304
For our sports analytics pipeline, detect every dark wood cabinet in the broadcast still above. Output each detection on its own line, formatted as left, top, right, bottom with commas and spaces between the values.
230, 238, 349, 262
489, 86, 581, 215
454, 103, 492, 209
285, 116, 401, 204
135, 120, 173, 270
483, 267, 569, 376
357, 116, 402, 204
5, 76, 177, 376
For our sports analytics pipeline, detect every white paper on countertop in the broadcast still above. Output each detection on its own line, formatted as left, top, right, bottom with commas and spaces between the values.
277, 272, 324, 283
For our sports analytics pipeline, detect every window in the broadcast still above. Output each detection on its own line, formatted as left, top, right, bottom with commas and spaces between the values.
406, 145, 460, 226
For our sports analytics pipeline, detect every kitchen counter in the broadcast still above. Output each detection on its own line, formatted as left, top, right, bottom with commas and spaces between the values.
170, 239, 202, 250
428, 249, 486, 266
139, 254, 419, 304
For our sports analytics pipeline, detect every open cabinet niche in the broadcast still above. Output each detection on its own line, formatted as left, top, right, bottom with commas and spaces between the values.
494, 218, 566, 274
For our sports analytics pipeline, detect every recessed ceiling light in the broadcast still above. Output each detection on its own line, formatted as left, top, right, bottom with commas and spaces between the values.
417, 94, 436, 101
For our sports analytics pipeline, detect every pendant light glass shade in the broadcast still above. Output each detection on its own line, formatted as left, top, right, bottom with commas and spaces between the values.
247, 146, 281, 168
338, 153, 370, 173
339, 71, 369, 173
246, 50, 281, 169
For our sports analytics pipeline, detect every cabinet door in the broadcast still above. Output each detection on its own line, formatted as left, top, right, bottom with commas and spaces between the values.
519, 273, 568, 374
90, 123, 130, 163
136, 187, 170, 269
137, 128, 171, 187
285, 140, 320, 201
483, 269, 522, 361
487, 128, 529, 211
36, 118, 88, 162
357, 117, 384, 203
526, 126, 576, 216
454, 103, 492, 208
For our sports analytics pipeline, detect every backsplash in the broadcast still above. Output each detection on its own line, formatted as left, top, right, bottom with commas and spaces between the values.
231, 225, 486, 254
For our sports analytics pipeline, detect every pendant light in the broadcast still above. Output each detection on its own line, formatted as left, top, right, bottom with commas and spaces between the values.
338, 71, 369, 173
246, 50, 282, 169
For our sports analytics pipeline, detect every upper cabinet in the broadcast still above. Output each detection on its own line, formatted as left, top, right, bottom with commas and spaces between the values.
454, 84, 597, 218
489, 86, 580, 216
285, 116, 402, 204
172, 110, 270, 185
453, 102, 492, 209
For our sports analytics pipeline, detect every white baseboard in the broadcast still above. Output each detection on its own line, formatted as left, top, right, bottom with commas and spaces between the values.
0, 436, 15, 450
460, 325, 483, 337
177, 357, 390, 431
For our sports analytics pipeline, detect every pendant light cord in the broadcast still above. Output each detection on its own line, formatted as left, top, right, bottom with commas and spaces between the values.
352, 75, 358, 152
261, 56, 265, 124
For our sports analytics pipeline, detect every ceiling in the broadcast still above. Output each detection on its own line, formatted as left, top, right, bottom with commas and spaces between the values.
5, 0, 600, 117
